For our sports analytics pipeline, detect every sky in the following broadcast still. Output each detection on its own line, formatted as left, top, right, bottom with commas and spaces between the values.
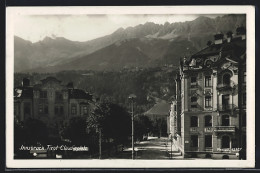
14, 14, 223, 43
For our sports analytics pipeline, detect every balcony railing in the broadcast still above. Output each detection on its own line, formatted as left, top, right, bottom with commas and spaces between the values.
214, 126, 236, 132
218, 104, 236, 111
190, 127, 198, 132
190, 83, 198, 88
204, 127, 213, 133
217, 84, 233, 91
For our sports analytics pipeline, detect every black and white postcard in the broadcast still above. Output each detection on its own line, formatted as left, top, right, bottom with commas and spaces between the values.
6, 6, 255, 168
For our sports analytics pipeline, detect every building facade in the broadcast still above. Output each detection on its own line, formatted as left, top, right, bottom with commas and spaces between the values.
170, 27, 246, 159
14, 77, 94, 125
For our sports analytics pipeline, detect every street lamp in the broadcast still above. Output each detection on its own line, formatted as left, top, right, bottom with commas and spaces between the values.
128, 94, 136, 160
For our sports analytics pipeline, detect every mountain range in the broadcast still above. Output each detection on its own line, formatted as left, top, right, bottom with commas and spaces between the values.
14, 14, 246, 73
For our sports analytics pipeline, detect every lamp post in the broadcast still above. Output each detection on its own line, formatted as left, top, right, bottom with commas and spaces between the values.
128, 94, 136, 160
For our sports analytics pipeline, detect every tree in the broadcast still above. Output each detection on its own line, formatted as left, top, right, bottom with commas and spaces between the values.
87, 101, 131, 145
61, 116, 88, 145
22, 118, 49, 145
134, 115, 153, 141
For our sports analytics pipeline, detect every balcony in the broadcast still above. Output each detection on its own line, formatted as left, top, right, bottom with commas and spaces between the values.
217, 84, 233, 91
218, 104, 236, 111
190, 83, 198, 88
204, 127, 213, 133
190, 127, 198, 132
214, 126, 236, 133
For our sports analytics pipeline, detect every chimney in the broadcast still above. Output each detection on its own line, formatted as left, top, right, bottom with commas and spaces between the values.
226, 31, 233, 43
214, 33, 224, 44
22, 78, 30, 87
236, 26, 246, 40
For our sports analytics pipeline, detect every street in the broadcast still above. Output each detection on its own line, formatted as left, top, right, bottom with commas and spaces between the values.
110, 137, 182, 159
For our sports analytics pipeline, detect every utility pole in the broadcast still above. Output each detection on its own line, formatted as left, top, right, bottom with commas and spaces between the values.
128, 94, 136, 160
99, 128, 102, 159
131, 98, 134, 160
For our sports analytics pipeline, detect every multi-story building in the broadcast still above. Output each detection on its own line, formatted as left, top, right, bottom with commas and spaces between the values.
169, 27, 246, 159
14, 77, 94, 125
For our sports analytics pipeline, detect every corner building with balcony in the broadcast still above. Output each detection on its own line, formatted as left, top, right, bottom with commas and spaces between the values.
170, 27, 246, 159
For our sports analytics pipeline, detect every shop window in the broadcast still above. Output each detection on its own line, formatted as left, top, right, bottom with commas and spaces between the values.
205, 96, 211, 107
205, 135, 212, 148
232, 138, 238, 148
222, 136, 230, 148
190, 116, 198, 127
222, 115, 230, 126
205, 76, 211, 87
190, 135, 198, 147
204, 115, 212, 127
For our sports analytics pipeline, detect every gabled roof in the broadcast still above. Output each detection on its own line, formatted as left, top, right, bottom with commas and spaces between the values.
69, 89, 92, 100
144, 100, 170, 116
41, 77, 61, 84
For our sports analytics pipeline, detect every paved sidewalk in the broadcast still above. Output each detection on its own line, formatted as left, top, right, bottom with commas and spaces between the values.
122, 137, 181, 159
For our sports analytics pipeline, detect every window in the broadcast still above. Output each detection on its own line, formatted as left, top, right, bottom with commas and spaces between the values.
243, 71, 246, 83
40, 91, 47, 98
55, 105, 64, 115
205, 96, 211, 107
232, 138, 238, 148
191, 104, 197, 108
223, 74, 231, 86
39, 104, 43, 114
205, 115, 212, 127
205, 135, 212, 148
24, 103, 31, 115
191, 135, 198, 147
83, 106, 88, 115
222, 136, 230, 148
190, 116, 198, 127
243, 93, 246, 105
191, 76, 197, 83
205, 76, 211, 87
44, 105, 48, 114
71, 105, 77, 115
191, 97, 197, 103
55, 91, 63, 101
242, 114, 246, 127
222, 115, 230, 126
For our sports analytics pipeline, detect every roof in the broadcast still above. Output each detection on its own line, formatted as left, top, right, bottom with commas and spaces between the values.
69, 89, 92, 100
191, 38, 245, 59
14, 86, 33, 98
144, 100, 170, 116
41, 77, 61, 84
